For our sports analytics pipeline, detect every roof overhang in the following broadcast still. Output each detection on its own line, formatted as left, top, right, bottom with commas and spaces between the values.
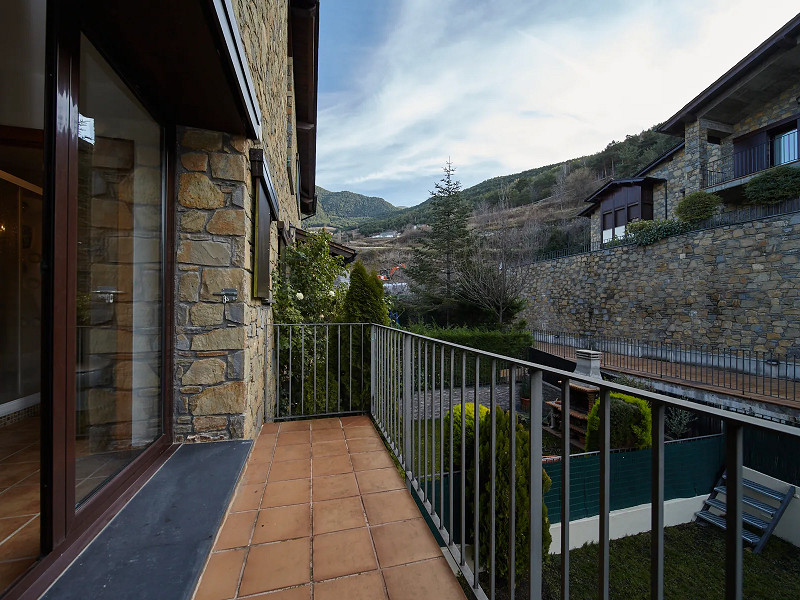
634, 142, 685, 177
659, 14, 800, 136
291, 0, 320, 216
81, 0, 262, 138
579, 177, 666, 217
294, 228, 357, 263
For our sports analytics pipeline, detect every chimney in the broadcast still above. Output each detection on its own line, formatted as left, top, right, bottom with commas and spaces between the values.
574, 349, 602, 379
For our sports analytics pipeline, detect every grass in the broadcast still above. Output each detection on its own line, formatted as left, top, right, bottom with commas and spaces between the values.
398, 415, 800, 600
537, 522, 800, 600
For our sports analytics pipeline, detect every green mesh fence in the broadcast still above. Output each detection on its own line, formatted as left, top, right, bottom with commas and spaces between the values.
543, 435, 725, 524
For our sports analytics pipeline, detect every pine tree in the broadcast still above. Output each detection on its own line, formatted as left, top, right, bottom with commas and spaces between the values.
407, 160, 472, 326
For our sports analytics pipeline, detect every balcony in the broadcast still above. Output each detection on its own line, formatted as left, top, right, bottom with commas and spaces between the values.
702, 130, 799, 190
264, 323, 800, 600
42, 323, 799, 600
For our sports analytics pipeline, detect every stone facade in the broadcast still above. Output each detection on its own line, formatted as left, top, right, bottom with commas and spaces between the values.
523, 212, 800, 356
589, 79, 800, 243
173, 0, 302, 442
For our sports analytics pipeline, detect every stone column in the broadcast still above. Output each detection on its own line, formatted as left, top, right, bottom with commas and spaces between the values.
174, 127, 257, 442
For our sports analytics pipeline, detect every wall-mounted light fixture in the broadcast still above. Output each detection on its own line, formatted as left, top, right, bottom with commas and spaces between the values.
214, 288, 239, 304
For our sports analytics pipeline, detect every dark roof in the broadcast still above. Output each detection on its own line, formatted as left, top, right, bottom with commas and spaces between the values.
294, 228, 358, 263
658, 13, 800, 136
634, 142, 685, 177
291, 0, 320, 216
578, 177, 665, 217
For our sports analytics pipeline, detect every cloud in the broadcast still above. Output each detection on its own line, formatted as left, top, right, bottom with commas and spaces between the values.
317, 1, 800, 207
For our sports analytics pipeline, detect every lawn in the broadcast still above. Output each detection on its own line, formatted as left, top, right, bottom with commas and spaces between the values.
537, 522, 800, 600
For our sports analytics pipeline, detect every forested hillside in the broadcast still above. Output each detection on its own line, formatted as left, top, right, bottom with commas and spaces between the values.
356, 126, 680, 235
304, 187, 400, 229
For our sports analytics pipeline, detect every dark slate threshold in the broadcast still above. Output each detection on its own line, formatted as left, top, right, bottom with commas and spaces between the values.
43, 440, 252, 600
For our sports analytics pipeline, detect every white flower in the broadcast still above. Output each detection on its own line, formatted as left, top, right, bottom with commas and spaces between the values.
320, 314, 325, 319
329, 290, 335, 297
296, 292, 304, 300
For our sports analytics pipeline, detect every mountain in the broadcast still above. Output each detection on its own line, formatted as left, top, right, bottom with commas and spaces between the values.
304, 187, 401, 229
355, 125, 680, 235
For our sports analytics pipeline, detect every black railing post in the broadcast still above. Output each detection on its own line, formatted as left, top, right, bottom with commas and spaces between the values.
560, 377, 571, 600
598, 388, 611, 600
725, 420, 744, 600
651, 400, 665, 600
530, 369, 543, 599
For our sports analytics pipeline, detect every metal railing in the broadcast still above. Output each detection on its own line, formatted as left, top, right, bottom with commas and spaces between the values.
272, 322, 800, 600
532, 329, 799, 404
702, 132, 799, 188
272, 323, 372, 419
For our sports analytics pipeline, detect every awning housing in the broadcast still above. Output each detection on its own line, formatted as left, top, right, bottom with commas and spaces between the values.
81, 0, 262, 138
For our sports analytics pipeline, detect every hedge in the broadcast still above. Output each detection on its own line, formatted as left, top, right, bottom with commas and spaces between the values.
585, 392, 652, 451
674, 191, 722, 223
744, 166, 800, 205
409, 325, 533, 360
626, 219, 691, 246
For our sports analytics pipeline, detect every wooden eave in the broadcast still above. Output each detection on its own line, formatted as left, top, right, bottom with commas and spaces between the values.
658, 13, 800, 136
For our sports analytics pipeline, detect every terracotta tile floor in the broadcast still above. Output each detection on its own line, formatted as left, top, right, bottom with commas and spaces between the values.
0, 416, 40, 592
193, 415, 466, 600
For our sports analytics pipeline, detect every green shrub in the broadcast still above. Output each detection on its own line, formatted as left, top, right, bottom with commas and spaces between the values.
443, 403, 490, 469
744, 166, 800, 205
674, 191, 722, 223
272, 230, 345, 323
626, 219, 691, 246
477, 408, 552, 582
340, 261, 390, 325
409, 325, 533, 359
585, 392, 652, 451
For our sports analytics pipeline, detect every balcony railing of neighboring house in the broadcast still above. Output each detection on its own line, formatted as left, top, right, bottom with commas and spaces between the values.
702, 130, 799, 188
532, 329, 799, 406
271, 322, 800, 600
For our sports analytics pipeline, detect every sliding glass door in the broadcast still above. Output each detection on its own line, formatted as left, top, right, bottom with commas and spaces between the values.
0, 0, 45, 592
1, 3, 169, 596
74, 35, 164, 505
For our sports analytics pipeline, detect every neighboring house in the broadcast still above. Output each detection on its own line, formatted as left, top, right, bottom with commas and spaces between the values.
293, 226, 358, 263
0, 0, 319, 597
582, 13, 800, 244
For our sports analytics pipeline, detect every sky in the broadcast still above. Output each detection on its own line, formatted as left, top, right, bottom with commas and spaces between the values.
316, 1, 800, 207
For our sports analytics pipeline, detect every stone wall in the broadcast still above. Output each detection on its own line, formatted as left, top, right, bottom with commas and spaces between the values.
172, 0, 302, 442
523, 212, 800, 356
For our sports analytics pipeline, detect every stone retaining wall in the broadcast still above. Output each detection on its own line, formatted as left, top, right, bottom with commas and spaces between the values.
523, 212, 800, 356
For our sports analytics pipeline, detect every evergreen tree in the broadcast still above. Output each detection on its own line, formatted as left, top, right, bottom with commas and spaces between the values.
407, 160, 472, 326
340, 262, 390, 325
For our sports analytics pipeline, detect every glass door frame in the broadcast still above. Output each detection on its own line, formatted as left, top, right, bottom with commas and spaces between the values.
4, 1, 175, 597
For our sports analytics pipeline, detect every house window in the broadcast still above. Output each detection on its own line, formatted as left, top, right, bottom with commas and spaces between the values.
600, 183, 655, 243
602, 209, 626, 242
772, 126, 798, 166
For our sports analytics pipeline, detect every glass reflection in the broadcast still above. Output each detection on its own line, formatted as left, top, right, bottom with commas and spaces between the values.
75, 36, 163, 504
